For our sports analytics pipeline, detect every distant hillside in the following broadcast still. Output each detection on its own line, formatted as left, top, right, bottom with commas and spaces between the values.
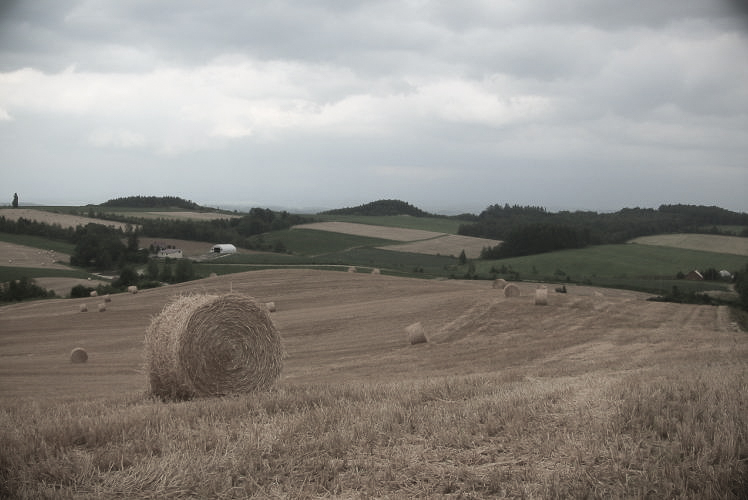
99, 196, 203, 210
320, 200, 437, 217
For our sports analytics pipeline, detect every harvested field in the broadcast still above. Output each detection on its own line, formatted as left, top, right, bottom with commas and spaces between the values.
0, 269, 741, 399
296, 221, 443, 241
0, 208, 132, 231
0, 241, 71, 269
140, 211, 239, 221
631, 233, 748, 256
297, 221, 501, 258
378, 233, 501, 259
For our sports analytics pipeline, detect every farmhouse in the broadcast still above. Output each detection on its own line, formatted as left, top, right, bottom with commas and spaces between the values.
211, 244, 237, 254
157, 248, 183, 259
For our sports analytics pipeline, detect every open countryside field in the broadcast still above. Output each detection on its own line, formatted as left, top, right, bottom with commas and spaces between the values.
631, 233, 748, 256
0, 208, 133, 231
1, 269, 746, 497
296, 221, 501, 259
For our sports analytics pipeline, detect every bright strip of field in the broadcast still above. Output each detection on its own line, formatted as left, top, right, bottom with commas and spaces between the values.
0, 208, 133, 231
630, 233, 748, 256
378, 234, 502, 259
296, 221, 444, 241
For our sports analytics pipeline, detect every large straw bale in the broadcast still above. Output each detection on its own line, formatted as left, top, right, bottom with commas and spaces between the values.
144, 293, 283, 400
89, 290, 98, 297
70, 347, 88, 363
493, 278, 507, 289
504, 284, 521, 297
534, 287, 548, 305
405, 322, 428, 345
79, 303, 88, 312
127, 285, 138, 294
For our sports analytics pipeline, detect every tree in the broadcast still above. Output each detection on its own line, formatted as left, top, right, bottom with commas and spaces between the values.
735, 264, 748, 311
146, 259, 160, 280
12, 193, 18, 208
174, 259, 195, 283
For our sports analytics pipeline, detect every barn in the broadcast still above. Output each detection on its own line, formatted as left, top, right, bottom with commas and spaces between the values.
210, 244, 237, 254
685, 270, 704, 281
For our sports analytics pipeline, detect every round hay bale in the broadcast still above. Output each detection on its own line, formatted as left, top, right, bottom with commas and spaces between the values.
504, 284, 521, 297
347, 266, 356, 273
534, 287, 548, 305
405, 322, 428, 345
127, 285, 138, 294
89, 290, 98, 297
264, 301, 276, 312
70, 347, 88, 363
98, 302, 106, 312
79, 303, 88, 312
209, 272, 218, 278
371, 268, 381, 275
493, 278, 507, 289
144, 293, 283, 400
104, 294, 111, 302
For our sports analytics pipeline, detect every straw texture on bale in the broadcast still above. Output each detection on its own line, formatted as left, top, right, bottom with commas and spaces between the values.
504, 284, 521, 297
144, 293, 283, 400
405, 322, 428, 345
534, 287, 548, 305
493, 278, 507, 289
79, 303, 88, 312
127, 285, 138, 294
70, 347, 88, 363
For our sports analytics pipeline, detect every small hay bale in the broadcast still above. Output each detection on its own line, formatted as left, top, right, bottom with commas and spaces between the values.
144, 293, 284, 400
371, 268, 381, 275
70, 347, 88, 363
504, 284, 521, 297
264, 301, 276, 312
534, 287, 548, 305
209, 272, 218, 278
347, 266, 356, 273
98, 302, 106, 312
79, 303, 88, 312
493, 278, 507, 289
405, 322, 428, 345
89, 290, 98, 297
104, 294, 111, 302
127, 285, 138, 294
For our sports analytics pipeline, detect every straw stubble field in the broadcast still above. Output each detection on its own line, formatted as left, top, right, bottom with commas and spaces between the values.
0, 269, 746, 498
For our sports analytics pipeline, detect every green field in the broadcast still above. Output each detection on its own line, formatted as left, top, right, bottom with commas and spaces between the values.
311, 214, 465, 234
247, 228, 399, 256
0, 233, 75, 254
0, 266, 93, 283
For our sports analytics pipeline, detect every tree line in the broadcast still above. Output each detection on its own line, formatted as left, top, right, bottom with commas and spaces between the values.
462, 204, 748, 259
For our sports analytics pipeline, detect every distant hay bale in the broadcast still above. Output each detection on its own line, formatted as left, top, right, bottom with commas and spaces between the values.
347, 266, 356, 273
104, 294, 111, 302
98, 302, 106, 312
405, 322, 428, 345
79, 303, 88, 312
144, 293, 283, 400
127, 285, 138, 294
209, 272, 218, 278
371, 268, 381, 275
493, 278, 507, 289
70, 347, 88, 363
264, 301, 276, 312
504, 284, 521, 297
89, 290, 98, 297
534, 287, 548, 305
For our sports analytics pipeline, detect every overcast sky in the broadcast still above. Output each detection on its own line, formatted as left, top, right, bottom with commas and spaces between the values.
1, 1, 747, 214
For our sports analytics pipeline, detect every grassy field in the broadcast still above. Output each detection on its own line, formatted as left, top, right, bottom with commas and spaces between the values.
472, 244, 747, 282
1, 269, 746, 498
0, 233, 76, 254
311, 214, 465, 234
0, 266, 92, 283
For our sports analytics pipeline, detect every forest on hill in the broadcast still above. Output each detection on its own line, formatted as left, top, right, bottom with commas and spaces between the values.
99, 195, 203, 210
461, 204, 748, 259
320, 199, 440, 217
